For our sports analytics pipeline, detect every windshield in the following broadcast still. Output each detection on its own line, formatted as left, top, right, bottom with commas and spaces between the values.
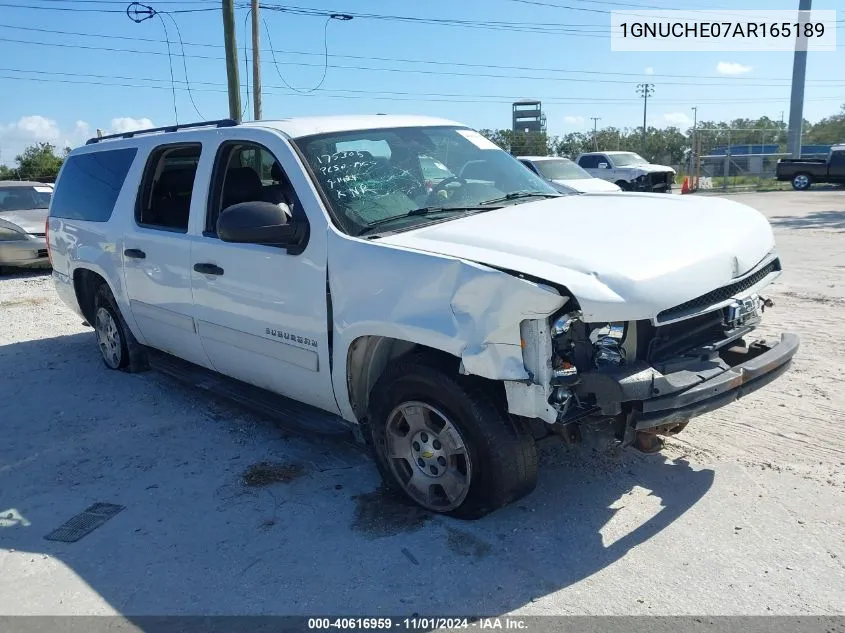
609, 152, 648, 167
533, 158, 592, 180
0, 185, 52, 211
294, 126, 560, 236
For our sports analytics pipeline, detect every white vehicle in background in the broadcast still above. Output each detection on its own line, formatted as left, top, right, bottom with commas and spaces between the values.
576, 151, 675, 192
48, 116, 797, 519
518, 156, 621, 193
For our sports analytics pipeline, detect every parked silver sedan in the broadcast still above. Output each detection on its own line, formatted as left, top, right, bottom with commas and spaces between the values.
0, 181, 52, 269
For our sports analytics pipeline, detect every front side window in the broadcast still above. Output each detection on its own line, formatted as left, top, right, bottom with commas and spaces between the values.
50, 148, 137, 222
578, 154, 599, 169
206, 141, 303, 236
609, 152, 648, 167
293, 126, 560, 236
136, 144, 201, 232
533, 159, 592, 181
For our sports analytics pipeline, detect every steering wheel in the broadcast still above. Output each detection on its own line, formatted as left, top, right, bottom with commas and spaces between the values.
429, 176, 468, 201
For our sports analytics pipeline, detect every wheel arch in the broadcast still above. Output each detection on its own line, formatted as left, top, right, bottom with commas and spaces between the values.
345, 335, 459, 430
73, 267, 110, 324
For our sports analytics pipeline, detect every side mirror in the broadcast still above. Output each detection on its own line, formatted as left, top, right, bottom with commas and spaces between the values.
597, 162, 609, 169
217, 201, 303, 246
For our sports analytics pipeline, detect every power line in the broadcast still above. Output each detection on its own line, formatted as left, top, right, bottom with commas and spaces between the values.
3, 23, 842, 85
3, 68, 844, 107
0, 1, 219, 11
4, 33, 844, 90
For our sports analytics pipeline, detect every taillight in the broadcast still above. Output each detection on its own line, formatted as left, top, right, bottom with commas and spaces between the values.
45, 217, 52, 265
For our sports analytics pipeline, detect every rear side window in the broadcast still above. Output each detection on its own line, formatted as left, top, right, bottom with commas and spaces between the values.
135, 144, 201, 232
50, 148, 137, 222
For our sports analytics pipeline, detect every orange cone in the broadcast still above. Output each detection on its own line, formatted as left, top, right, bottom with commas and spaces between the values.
681, 176, 690, 194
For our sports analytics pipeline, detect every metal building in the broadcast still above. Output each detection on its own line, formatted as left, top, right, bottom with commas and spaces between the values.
512, 100, 546, 133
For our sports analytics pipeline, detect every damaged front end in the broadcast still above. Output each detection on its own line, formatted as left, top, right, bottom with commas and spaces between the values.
512, 289, 799, 450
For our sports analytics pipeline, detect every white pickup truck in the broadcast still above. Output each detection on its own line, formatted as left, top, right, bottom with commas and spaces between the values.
576, 151, 676, 192
47, 115, 798, 518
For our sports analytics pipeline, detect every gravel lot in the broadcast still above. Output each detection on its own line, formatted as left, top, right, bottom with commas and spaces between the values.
1, 190, 843, 617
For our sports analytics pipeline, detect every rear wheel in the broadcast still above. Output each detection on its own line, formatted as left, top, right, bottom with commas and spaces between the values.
94, 285, 128, 370
791, 173, 812, 191
368, 354, 538, 519
92, 283, 148, 372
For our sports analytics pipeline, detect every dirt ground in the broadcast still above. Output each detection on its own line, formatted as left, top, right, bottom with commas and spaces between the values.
1, 190, 843, 617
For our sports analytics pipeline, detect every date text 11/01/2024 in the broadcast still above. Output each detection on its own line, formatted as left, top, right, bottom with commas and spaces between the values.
307, 618, 528, 630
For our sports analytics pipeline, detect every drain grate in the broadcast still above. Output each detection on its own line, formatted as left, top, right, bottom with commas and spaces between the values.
44, 502, 125, 543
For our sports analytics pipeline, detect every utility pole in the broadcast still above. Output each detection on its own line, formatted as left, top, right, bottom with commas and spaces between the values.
636, 83, 654, 155
221, 0, 241, 122
251, 0, 262, 120
590, 117, 601, 151
690, 106, 698, 178
787, 0, 812, 158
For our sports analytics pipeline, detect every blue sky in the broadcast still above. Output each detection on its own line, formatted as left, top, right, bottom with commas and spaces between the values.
0, 0, 842, 164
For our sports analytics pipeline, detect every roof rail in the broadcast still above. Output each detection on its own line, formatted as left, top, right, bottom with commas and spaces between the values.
86, 119, 238, 144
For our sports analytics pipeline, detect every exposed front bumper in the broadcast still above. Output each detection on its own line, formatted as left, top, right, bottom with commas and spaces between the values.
632, 333, 799, 429
0, 237, 49, 268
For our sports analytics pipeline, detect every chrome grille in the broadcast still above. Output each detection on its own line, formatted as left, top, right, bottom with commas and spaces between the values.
656, 258, 781, 324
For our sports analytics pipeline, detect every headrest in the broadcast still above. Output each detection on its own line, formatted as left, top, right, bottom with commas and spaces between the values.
459, 160, 490, 181
223, 167, 263, 203
155, 168, 196, 195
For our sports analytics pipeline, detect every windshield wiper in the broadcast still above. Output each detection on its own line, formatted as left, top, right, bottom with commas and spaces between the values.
479, 191, 563, 206
357, 206, 499, 236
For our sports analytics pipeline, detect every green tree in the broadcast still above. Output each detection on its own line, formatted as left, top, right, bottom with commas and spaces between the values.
478, 129, 555, 156
804, 104, 845, 144
12, 142, 66, 182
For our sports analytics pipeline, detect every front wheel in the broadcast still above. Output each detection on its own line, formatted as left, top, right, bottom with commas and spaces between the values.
368, 354, 538, 519
791, 173, 812, 191
615, 180, 631, 191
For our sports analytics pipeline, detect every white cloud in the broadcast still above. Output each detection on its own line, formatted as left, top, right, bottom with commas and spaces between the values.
0, 115, 152, 166
3, 115, 60, 143
663, 112, 692, 126
110, 117, 155, 134
717, 61, 752, 75
564, 115, 586, 125
644, 66, 655, 75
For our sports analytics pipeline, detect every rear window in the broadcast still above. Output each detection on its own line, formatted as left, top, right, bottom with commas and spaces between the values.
0, 186, 52, 211
50, 148, 138, 222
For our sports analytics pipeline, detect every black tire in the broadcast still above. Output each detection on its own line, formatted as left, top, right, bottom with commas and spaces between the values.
93, 283, 147, 372
368, 353, 538, 520
791, 173, 812, 191
615, 180, 630, 191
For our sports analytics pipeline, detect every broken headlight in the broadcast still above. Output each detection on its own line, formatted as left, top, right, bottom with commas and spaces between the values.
590, 322, 627, 367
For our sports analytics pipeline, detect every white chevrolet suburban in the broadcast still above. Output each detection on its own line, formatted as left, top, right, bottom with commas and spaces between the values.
47, 116, 798, 518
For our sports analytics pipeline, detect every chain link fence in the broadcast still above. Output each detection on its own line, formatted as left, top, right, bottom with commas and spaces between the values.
682, 128, 834, 191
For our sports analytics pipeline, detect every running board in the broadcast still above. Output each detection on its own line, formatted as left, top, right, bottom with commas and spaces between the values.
146, 349, 366, 451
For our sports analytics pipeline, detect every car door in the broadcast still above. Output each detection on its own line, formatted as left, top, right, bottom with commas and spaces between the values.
829, 150, 845, 182
122, 141, 212, 368
577, 154, 602, 179
189, 130, 339, 415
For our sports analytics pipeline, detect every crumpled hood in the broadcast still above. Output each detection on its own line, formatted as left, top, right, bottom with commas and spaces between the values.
0, 208, 48, 234
628, 163, 675, 174
377, 192, 777, 322
553, 178, 621, 193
